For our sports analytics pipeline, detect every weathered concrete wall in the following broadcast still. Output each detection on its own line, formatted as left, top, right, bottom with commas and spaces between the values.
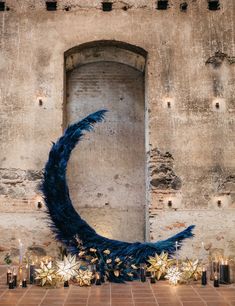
0, 0, 234, 271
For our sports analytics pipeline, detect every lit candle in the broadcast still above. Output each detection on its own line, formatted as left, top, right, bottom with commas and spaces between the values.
18, 265, 23, 287
140, 264, 146, 282
18, 239, 23, 265
219, 258, 230, 284
95, 272, 101, 285
89, 264, 96, 284
175, 241, 179, 266
150, 272, 156, 283
212, 259, 219, 276
13, 272, 17, 287
9, 280, 14, 289
29, 263, 35, 284
201, 266, 207, 286
214, 273, 219, 287
25, 264, 29, 282
22, 279, 27, 288
7, 268, 12, 285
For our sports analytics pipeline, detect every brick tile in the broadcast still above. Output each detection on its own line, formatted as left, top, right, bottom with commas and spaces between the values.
40, 303, 64, 306
18, 304, 41, 306
134, 303, 157, 306
133, 296, 154, 299
156, 297, 181, 303
201, 296, 226, 301
111, 298, 133, 302
133, 300, 156, 304
65, 304, 87, 306
206, 303, 230, 306
179, 297, 203, 302
182, 303, 206, 306
87, 303, 110, 306
157, 304, 182, 306
112, 303, 134, 306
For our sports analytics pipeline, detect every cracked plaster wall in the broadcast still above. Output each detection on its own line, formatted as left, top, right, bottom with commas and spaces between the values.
0, 0, 234, 276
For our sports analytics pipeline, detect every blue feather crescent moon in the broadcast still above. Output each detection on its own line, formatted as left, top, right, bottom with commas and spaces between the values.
41, 110, 195, 267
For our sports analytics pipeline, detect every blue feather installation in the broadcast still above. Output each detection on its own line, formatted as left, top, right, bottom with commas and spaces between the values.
41, 110, 195, 282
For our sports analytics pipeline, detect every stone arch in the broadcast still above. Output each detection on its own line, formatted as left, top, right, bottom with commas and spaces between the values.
64, 41, 147, 242
65, 40, 147, 72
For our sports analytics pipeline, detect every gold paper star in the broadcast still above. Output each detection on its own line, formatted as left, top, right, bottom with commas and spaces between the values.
114, 270, 120, 277
165, 266, 182, 285
89, 248, 97, 252
181, 259, 202, 281
76, 269, 93, 286
56, 254, 80, 281
115, 257, 121, 263
147, 252, 173, 280
35, 261, 58, 286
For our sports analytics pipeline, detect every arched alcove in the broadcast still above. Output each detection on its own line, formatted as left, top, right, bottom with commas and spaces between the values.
65, 41, 147, 242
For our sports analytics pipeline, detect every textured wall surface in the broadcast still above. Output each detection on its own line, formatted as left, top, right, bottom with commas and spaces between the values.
0, 0, 235, 277
67, 60, 145, 241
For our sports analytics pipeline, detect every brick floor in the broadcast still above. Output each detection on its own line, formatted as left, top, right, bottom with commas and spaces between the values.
0, 266, 235, 306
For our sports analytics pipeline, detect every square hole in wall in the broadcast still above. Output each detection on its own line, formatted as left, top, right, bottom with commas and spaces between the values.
208, 0, 220, 10
46, 1, 57, 11
157, 0, 168, 10
0, 2, 5, 11
102, 2, 112, 11
180, 2, 188, 11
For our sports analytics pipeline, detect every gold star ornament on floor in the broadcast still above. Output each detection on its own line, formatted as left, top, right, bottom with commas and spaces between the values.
56, 254, 80, 281
147, 252, 173, 280
76, 269, 94, 286
181, 258, 202, 281
35, 261, 58, 286
165, 266, 182, 285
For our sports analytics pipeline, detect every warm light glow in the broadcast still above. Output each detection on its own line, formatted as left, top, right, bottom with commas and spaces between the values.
165, 266, 182, 285
220, 258, 228, 265
56, 254, 80, 281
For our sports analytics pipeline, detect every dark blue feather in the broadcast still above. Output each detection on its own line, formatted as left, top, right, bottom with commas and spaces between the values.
41, 110, 195, 281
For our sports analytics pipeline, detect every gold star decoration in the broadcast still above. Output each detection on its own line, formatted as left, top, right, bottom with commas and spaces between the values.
147, 252, 173, 280
165, 266, 182, 285
56, 254, 80, 281
35, 261, 58, 286
181, 259, 202, 281
76, 269, 93, 286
